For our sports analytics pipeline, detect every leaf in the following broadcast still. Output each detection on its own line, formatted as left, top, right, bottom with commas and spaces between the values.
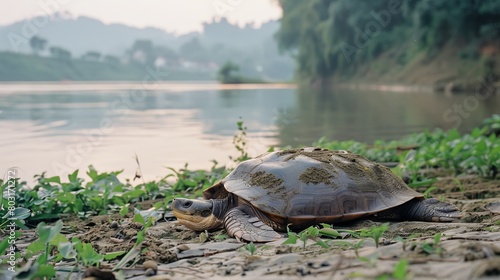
408, 178, 437, 188
49, 233, 69, 247
87, 165, 98, 181
421, 243, 434, 254
423, 186, 437, 198
319, 228, 341, 238
3, 207, 31, 220
319, 223, 332, 228
58, 242, 77, 259
451, 141, 467, 157
119, 205, 129, 217
56, 192, 76, 204
26, 241, 45, 259
104, 251, 127, 260
136, 230, 146, 245
16, 262, 56, 280
123, 189, 145, 202
78, 243, 104, 266
134, 207, 163, 222
475, 139, 487, 154
36, 220, 63, 244
198, 232, 208, 243
392, 259, 408, 280
282, 234, 298, 245
68, 170, 79, 182
44, 176, 61, 184
433, 233, 442, 245
113, 242, 142, 271
314, 239, 330, 248
306, 226, 320, 237
133, 213, 145, 225
0, 238, 9, 256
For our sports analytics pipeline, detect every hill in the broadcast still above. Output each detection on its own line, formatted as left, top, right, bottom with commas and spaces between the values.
0, 14, 294, 81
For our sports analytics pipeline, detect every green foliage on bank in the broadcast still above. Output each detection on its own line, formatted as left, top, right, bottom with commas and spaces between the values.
0, 52, 215, 81
315, 115, 500, 181
276, 0, 500, 80
216, 61, 268, 84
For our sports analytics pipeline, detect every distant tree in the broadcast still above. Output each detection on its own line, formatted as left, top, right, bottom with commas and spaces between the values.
82, 51, 101, 61
29, 36, 48, 55
103, 55, 120, 64
129, 39, 155, 65
180, 38, 209, 63
49, 46, 72, 60
217, 61, 242, 83
155, 46, 178, 60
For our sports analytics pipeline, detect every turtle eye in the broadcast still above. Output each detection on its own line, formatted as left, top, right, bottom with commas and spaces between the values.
182, 200, 193, 208
201, 210, 211, 217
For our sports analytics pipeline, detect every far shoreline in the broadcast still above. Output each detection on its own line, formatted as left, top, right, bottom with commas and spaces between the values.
0, 81, 297, 94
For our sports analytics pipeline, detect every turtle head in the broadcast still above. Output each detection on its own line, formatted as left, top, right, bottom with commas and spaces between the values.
171, 198, 224, 231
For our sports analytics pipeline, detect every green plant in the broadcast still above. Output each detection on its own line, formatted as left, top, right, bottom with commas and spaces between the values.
243, 242, 257, 255
422, 186, 438, 198
395, 233, 420, 252
229, 118, 251, 164
332, 240, 364, 257
283, 224, 340, 249
418, 233, 444, 255
359, 223, 389, 248
453, 178, 465, 192
392, 259, 410, 280
0, 166, 189, 225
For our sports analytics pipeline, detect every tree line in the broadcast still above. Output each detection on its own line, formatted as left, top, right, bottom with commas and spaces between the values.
276, 0, 500, 79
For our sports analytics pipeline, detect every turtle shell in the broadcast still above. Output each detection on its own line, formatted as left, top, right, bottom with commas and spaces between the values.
203, 147, 423, 227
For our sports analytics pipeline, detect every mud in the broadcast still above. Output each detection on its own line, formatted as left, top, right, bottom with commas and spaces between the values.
299, 167, 335, 185
249, 171, 284, 189
11, 175, 500, 280
278, 147, 347, 164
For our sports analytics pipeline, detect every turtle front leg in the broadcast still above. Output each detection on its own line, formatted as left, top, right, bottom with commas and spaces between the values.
224, 207, 281, 242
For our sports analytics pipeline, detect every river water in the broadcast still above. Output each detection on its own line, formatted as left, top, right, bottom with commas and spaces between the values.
1, 82, 499, 182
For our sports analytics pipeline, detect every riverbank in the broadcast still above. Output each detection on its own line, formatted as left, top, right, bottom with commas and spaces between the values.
1, 117, 499, 279
327, 43, 500, 94
333, 81, 500, 95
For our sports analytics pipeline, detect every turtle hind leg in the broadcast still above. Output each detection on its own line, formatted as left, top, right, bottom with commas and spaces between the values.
224, 207, 281, 242
400, 198, 463, 222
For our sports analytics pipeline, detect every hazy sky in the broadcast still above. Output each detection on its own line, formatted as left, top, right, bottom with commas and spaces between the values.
0, 0, 282, 34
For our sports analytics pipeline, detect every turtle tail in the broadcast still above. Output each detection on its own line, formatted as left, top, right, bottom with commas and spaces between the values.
400, 198, 463, 222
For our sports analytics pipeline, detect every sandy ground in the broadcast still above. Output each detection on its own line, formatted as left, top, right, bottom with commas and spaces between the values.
9, 176, 500, 280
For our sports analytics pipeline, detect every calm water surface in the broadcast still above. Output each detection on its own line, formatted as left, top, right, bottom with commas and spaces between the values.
1, 83, 499, 182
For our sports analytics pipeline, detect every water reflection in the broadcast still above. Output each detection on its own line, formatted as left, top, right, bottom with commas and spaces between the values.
276, 86, 500, 146
1, 84, 499, 181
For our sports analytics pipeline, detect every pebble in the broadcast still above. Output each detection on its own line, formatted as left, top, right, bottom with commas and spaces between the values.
110, 221, 119, 229
143, 260, 158, 270
144, 268, 156, 276
176, 244, 190, 251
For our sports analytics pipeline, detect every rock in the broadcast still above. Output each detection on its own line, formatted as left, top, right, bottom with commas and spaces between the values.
176, 244, 190, 251
143, 260, 158, 270
144, 268, 156, 276
485, 202, 500, 214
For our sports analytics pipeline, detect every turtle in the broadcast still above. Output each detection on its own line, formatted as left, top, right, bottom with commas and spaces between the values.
172, 147, 462, 242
